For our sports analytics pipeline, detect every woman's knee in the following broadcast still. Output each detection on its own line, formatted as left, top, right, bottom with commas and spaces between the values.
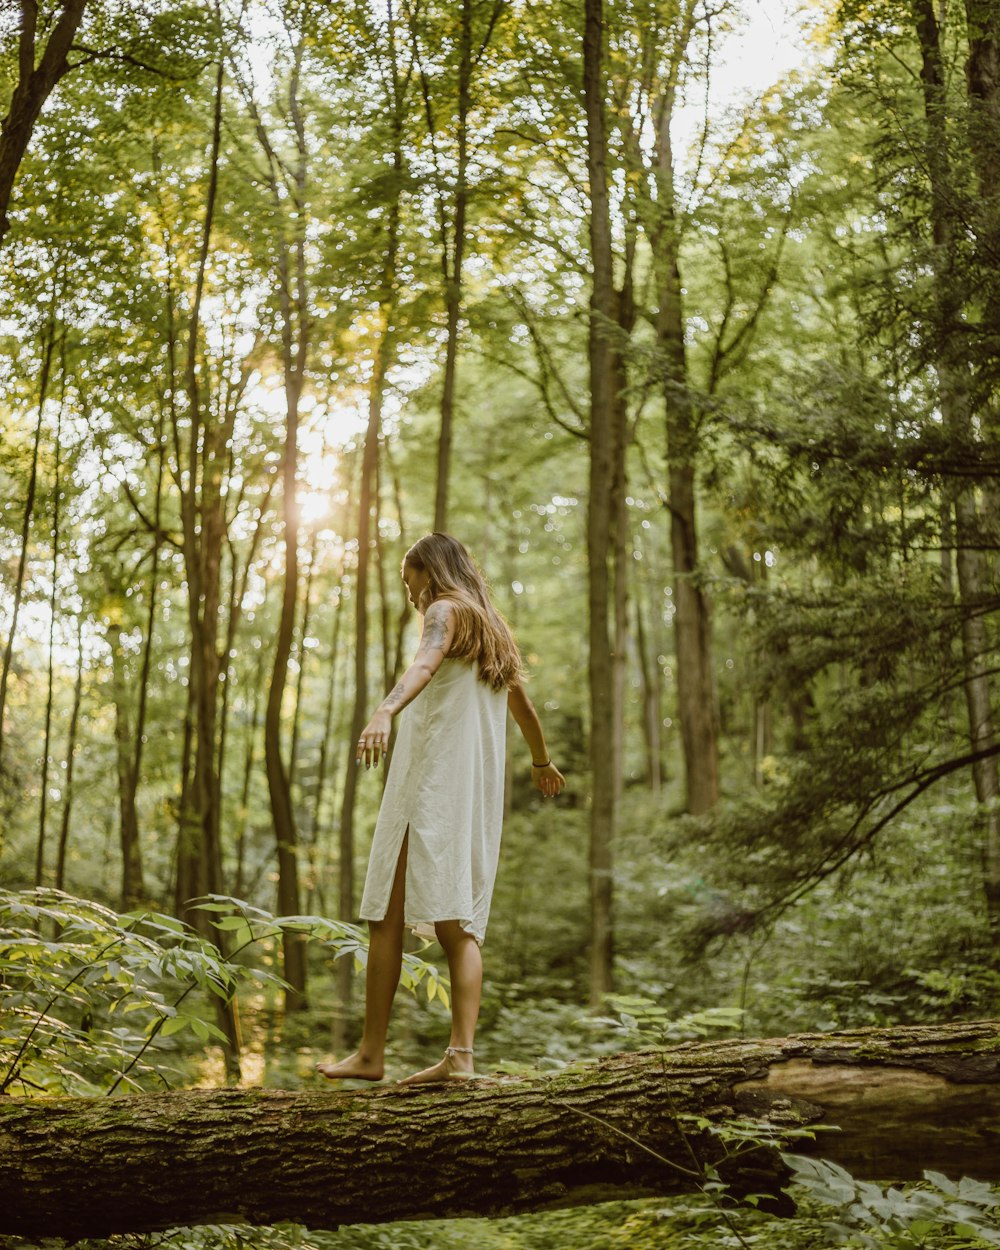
434, 919, 475, 950
369, 914, 403, 945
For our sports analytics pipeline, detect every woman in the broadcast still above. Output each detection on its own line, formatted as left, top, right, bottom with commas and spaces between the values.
317, 533, 565, 1085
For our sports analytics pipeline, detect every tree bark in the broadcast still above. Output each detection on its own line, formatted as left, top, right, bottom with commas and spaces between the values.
54, 613, 85, 891
431, 0, 473, 532
3, 1022, 1000, 1239
334, 21, 407, 1046
110, 625, 146, 910
37, 344, 65, 883
634, 589, 662, 791
0, 0, 89, 246
913, 0, 1000, 940
621, 3, 717, 815
583, 0, 616, 1007
167, 48, 241, 1074
175, 55, 229, 927
258, 36, 311, 1011
1, 298, 57, 782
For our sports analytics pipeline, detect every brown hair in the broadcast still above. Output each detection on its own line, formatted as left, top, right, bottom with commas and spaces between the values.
403, 533, 524, 691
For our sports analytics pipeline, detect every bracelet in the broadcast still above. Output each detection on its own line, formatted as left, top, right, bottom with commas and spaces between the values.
532, 759, 551, 768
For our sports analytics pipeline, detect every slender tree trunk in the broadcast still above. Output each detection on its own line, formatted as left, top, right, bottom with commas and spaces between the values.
2, 307, 56, 782
110, 628, 145, 910
260, 38, 311, 1010
386, 443, 410, 686
174, 679, 197, 915
170, 48, 241, 1075
265, 383, 307, 1007
175, 55, 227, 925
964, 0, 1000, 344
634, 591, 662, 791
335, 436, 379, 1049
914, 0, 1000, 941
132, 407, 165, 799
290, 525, 320, 793
235, 641, 267, 900
309, 572, 346, 915
333, 28, 406, 1045
651, 85, 719, 811
610, 236, 636, 798
37, 345, 66, 883
432, 0, 473, 531
54, 614, 84, 892
0, 0, 89, 247
583, 0, 616, 1006
629, 7, 717, 815
374, 461, 394, 696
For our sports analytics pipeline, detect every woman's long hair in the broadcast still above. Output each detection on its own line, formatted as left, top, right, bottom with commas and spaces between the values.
403, 533, 524, 691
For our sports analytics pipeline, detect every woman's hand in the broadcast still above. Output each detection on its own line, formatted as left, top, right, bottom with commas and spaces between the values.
357, 710, 392, 769
532, 760, 565, 799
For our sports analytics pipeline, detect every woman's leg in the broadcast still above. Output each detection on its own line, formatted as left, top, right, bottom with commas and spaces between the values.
317, 833, 408, 1080
398, 919, 481, 1084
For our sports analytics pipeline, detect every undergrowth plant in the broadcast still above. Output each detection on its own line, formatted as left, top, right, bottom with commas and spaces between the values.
0, 888, 447, 1096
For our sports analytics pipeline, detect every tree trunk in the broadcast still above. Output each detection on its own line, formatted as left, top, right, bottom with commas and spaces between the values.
235, 642, 267, 900
175, 55, 228, 927
2, 304, 56, 782
257, 37, 311, 1011
634, 591, 662, 791
110, 628, 146, 910
132, 406, 165, 807
0, 0, 89, 246
626, 5, 717, 815
54, 614, 85, 891
913, 0, 1000, 941
653, 119, 719, 813
583, 0, 616, 1007
37, 348, 65, 883
3, 1022, 1000, 1239
169, 52, 241, 1076
432, 0, 473, 532
333, 40, 406, 1045
610, 256, 635, 800
335, 369, 385, 1048
309, 570, 346, 914
290, 525, 320, 793
964, 0, 1000, 344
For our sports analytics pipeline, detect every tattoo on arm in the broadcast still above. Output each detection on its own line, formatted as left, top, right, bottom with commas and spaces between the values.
382, 681, 407, 712
418, 610, 449, 654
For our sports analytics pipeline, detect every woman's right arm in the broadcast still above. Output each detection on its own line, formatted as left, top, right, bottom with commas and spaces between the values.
357, 600, 456, 768
507, 681, 565, 798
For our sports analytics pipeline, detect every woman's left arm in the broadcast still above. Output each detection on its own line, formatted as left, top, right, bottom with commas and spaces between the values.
507, 681, 566, 798
357, 600, 456, 768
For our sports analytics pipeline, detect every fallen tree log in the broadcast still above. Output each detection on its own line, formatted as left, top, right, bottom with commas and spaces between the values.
2, 1020, 999, 1238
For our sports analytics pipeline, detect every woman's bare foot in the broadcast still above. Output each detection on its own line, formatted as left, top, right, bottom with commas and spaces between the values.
316, 1052, 384, 1081
397, 1047, 474, 1085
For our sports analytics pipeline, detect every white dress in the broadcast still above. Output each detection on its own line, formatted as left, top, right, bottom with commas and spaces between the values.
358, 658, 508, 945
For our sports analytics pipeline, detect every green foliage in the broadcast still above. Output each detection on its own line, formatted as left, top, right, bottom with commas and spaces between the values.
785, 1156, 1000, 1248
0, 888, 255, 1096
594, 995, 746, 1047
0, 888, 445, 1096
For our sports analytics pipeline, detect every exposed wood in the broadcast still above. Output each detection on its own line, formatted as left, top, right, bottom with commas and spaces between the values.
2, 1022, 999, 1239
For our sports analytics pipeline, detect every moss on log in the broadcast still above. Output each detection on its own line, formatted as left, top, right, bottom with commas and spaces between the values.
1, 1021, 999, 1238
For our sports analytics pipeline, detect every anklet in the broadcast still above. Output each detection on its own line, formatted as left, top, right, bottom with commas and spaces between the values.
445, 1046, 473, 1056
